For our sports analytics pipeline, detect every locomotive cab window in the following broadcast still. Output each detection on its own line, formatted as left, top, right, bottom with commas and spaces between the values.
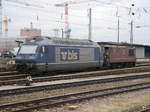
37, 46, 43, 53
18, 45, 38, 54
129, 49, 134, 56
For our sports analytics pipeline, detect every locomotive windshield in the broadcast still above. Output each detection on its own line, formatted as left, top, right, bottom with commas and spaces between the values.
18, 45, 38, 54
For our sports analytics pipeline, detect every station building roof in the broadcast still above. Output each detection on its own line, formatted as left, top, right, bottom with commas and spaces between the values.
98, 42, 150, 48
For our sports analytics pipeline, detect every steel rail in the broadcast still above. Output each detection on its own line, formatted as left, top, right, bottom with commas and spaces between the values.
0, 82, 149, 112
0, 73, 150, 97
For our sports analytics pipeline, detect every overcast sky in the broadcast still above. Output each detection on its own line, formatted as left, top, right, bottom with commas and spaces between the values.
2, 0, 150, 44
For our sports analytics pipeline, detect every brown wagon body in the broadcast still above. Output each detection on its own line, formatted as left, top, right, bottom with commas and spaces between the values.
103, 45, 136, 67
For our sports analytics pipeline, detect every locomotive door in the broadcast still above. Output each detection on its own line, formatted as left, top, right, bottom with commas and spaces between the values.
38, 46, 49, 71
43, 46, 50, 71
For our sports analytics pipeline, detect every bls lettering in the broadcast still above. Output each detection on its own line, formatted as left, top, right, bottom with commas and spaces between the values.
60, 48, 79, 61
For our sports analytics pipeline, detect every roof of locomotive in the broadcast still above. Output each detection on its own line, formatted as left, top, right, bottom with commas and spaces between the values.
24, 36, 99, 47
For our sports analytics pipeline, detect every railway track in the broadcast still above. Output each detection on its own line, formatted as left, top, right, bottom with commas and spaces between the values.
1, 66, 150, 86
137, 107, 150, 112
0, 73, 150, 97
0, 74, 26, 81
0, 71, 18, 76
0, 82, 149, 112
136, 62, 150, 67
0, 63, 149, 75
0, 71, 27, 83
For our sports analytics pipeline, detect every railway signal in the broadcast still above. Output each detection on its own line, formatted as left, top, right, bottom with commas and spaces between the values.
130, 4, 135, 44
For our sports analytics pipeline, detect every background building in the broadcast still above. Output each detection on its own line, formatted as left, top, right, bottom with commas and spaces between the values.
20, 28, 41, 37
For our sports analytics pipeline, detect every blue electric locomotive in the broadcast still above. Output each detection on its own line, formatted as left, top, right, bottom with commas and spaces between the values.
15, 36, 104, 73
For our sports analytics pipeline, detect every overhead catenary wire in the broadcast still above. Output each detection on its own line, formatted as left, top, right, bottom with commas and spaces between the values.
8, 13, 129, 31
5, 1, 133, 26
2, 0, 150, 40
5, 0, 150, 19
4, 0, 139, 23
